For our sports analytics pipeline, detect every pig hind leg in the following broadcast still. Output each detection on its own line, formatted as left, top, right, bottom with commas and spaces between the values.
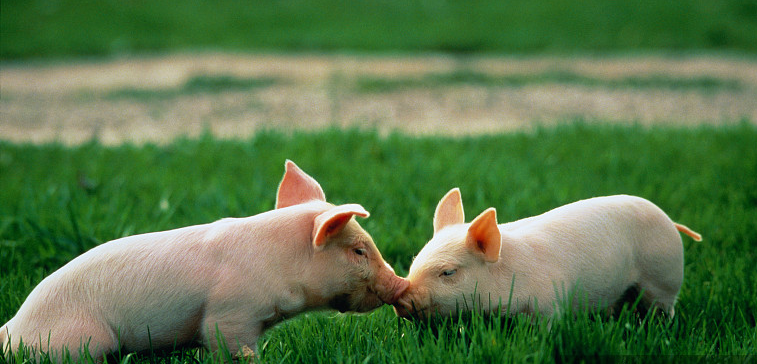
638, 283, 678, 318
610, 284, 648, 318
610, 282, 678, 319
637, 263, 683, 318
26, 318, 117, 361
636, 264, 681, 319
634, 218, 684, 319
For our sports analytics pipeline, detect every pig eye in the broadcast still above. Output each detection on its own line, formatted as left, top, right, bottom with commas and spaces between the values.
353, 248, 367, 256
441, 269, 457, 277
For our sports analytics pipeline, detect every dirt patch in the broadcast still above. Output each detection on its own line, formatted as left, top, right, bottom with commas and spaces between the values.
1, 53, 755, 144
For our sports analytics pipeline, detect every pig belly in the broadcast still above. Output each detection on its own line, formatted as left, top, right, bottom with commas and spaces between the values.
82, 233, 216, 350
549, 232, 640, 311
94, 265, 213, 351
567, 265, 638, 310
109, 295, 207, 351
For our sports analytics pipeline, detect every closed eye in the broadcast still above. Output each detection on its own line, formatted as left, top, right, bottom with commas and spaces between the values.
353, 248, 367, 256
440, 269, 457, 277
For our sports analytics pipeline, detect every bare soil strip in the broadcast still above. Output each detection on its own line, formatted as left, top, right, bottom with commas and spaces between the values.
1, 53, 755, 144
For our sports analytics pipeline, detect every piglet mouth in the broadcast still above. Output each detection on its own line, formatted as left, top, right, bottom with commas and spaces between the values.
393, 303, 411, 318
393, 298, 432, 320
329, 293, 353, 313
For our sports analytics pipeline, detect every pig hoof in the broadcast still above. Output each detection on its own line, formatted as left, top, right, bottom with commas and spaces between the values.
234, 345, 256, 361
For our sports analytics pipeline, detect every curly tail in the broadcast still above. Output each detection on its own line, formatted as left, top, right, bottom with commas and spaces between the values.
674, 223, 702, 241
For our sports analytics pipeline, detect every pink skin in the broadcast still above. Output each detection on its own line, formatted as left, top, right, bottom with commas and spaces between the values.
1, 160, 407, 362
395, 188, 700, 320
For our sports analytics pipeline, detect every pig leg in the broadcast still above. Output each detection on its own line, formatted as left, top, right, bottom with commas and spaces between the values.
35, 317, 117, 362
635, 224, 684, 319
638, 284, 678, 318
200, 313, 262, 358
636, 269, 680, 319
637, 259, 683, 318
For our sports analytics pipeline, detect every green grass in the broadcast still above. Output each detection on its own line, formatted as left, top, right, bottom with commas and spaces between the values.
1, 124, 756, 363
3, 0, 757, 59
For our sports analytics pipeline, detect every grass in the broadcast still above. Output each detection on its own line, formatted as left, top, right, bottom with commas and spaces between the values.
2, 0, 757, 59
1, 123, 756, 363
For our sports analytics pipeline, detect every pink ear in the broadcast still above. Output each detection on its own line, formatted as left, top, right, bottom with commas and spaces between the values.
433, 188, 465, 233
466, 208, 501, 263
276, 160, 327, 209
313, 204, 370, 247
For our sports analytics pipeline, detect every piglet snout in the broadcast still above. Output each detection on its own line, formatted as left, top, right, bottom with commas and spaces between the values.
391, 278, 410, 303
376, 275, 410, 305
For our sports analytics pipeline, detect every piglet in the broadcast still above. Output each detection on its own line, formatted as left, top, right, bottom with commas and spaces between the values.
1, 160, 408, 361
394, 188, 701, 320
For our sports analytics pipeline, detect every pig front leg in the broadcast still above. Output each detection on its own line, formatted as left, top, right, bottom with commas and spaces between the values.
200, 312, 263, 359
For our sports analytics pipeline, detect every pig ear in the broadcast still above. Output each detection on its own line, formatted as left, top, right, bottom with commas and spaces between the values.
313, 204, 370, 248
433, 188, 465, 234
466, 208, 501, 263
276, 160, 327, 209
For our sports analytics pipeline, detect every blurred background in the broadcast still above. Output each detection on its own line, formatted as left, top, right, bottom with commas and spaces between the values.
4, 0, 757, 57
1, 0, 756, 143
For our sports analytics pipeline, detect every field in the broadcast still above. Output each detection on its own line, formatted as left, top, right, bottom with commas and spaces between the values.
2, 53, 756, 145
1, 125, 756, 362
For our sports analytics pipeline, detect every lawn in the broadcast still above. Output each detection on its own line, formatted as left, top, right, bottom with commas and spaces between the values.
2, 0, 757, 59
1, 124, 755, 362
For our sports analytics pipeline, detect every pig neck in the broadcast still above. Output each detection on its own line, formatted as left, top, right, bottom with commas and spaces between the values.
226, 205, 327, 323
268, 205, 354, 317
490, 229, 540, 313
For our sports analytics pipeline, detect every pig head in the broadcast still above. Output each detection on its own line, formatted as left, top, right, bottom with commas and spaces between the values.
394, 188, 502, 319
276, 160, 409, 312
